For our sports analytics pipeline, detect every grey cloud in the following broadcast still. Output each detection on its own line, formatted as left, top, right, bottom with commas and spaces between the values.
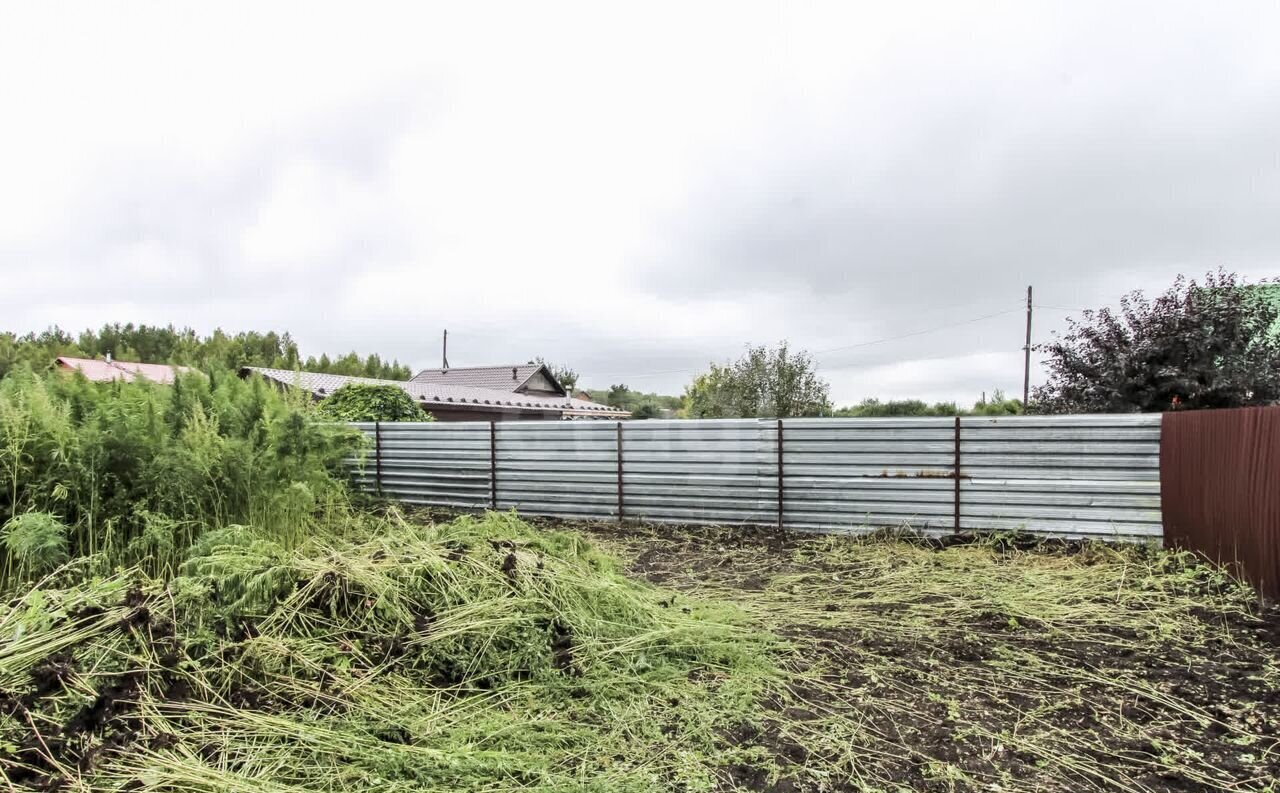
5, 3, 1280, 407
2, 85, 429, 309
611, 70, 1280, 402
643, 102, 1280, 315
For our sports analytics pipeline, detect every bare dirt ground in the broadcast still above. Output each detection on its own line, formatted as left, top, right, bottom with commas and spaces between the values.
570, 521, 1280, 793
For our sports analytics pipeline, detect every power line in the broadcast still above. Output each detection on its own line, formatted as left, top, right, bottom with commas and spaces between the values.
1034, 304, 1089, 313
1035, 288, 1150, 314
811, 306, 1025, 358
589, 302, 1029, 380
446, 298, 1027, 349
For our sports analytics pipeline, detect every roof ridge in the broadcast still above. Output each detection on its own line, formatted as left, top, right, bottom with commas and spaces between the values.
244, 366, 627, 415
417, 363, 537, 372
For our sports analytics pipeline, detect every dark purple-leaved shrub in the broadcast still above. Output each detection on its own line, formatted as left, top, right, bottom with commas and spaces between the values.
1034, 270, 1280, 413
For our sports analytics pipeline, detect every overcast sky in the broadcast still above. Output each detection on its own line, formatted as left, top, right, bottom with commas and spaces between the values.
2, 2, 1278, 405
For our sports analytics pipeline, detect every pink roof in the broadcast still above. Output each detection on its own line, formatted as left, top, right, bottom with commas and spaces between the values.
56, 356, 195, 385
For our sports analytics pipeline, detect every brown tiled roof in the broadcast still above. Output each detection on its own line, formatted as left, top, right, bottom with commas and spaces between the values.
56, 356, 196, 384
243, 367, 628, 417
409, 364, 544, 392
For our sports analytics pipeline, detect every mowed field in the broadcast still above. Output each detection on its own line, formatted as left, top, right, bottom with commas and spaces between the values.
574, 521, 1280, 792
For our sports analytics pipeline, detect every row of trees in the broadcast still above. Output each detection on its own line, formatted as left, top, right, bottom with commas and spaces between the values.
672, 270, 1278, 418
0, 324, 412, 380
587, 385, 683, 419
835, 392, 1024, 418
678, 352, 1023, 419
8, 270, 1275, 419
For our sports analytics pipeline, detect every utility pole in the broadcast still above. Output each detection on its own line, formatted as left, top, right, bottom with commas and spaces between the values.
1022, 286, 1033, 409
442, 329, 449, 370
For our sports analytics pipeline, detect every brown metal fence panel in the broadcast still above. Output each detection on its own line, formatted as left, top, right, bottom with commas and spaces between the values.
1161, 406, 1280, 600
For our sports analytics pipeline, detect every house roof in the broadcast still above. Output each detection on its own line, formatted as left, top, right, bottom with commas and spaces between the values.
409, 364, 564, 395
56, 356, 195, 385
243, 367, 627, 417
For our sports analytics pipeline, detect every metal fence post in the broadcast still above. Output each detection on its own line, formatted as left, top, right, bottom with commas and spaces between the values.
777, 418, 785, 531
374, 420, 383, 497
953, 416, 961, 533
616, 421, 625, 523
489, 420, 498, 510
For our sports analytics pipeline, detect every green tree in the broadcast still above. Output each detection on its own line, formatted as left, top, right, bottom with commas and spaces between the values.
1034, 270, 1280, 413
318, 384, 430, 422
631, 402, 662, 420
684, 343, 831, 418
0, 323, 412, 380
606, 384, 631, 407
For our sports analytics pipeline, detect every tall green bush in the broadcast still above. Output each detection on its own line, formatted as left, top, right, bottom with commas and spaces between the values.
317, 383, 431, 422
0, 367, 361, 584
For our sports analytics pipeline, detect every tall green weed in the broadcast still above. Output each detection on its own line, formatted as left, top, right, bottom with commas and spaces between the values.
0, 367, 360, 585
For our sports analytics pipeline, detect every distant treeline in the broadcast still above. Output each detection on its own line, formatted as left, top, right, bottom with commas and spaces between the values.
0, 324, 412, 381
584, 384, 1021, 420
834, 391, 1022, 418
587, 385, 683, 419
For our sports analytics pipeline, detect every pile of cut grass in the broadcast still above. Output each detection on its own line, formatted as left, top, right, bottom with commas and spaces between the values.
0, 511, 774, 791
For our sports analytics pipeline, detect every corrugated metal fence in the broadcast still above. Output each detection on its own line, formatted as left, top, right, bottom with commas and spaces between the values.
351, 414, 1163, 541
1161, 406, 1280, 600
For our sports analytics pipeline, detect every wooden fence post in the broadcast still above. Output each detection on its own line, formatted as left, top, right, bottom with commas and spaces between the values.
489, 421, 498, 510
616, 421, 625, 524
374, 421, 383, 497
777, 419, 785, 531
953, 416, 961, 533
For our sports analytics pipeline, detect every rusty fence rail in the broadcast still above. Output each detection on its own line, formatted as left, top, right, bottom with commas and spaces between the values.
349, 414, 1163, 541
